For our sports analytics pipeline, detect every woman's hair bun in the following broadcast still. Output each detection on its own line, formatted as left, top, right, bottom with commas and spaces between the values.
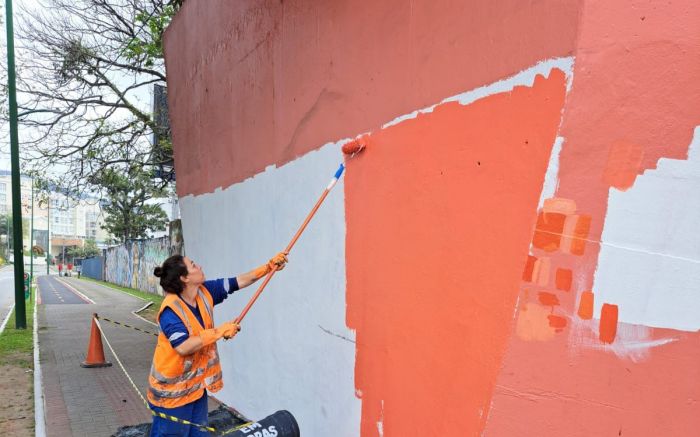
153, 266, 163, 277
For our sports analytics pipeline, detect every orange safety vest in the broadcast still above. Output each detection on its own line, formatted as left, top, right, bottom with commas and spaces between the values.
147, 285, 223, 408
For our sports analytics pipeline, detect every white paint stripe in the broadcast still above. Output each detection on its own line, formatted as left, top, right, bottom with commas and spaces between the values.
538, 136, 565, 209
56, 278, 96, 304
382, 57, 575, 129
34, 288, 47, 437
0, 303, 15, 335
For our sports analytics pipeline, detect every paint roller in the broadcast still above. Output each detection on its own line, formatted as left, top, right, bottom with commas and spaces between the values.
233, 138, 368, 325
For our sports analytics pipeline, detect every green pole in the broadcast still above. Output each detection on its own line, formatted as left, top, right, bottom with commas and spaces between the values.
46, 195, 50, 275
5, 0, 26, 329
30, 179, 33, 289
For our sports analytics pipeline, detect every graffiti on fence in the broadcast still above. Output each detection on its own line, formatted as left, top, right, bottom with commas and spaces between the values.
105, 235, 182, 295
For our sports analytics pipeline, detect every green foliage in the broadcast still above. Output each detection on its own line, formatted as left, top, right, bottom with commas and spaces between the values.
67, 238, 101, 259
0, 214, 13, 237
98, 166, 169, 242
58, 40, 96, 82
124, 5, 177, 68
15, 0, 181, 196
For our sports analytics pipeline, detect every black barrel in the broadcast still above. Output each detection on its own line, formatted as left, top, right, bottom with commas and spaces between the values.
224, 410, 300, 437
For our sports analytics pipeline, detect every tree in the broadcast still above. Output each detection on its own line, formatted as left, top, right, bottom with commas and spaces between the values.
10, 0, 180, 195
0, 213, 30, 260
98, 166, 168, 242
67, 238, 101, 259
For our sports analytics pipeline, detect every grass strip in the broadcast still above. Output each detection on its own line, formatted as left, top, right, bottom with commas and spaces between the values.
0, 286, 35, 367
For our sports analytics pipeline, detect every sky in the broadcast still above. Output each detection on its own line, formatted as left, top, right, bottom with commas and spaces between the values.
1, 0, 156, 175
0, 0, 178, 220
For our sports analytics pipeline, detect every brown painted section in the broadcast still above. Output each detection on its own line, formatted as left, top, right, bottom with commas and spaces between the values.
164, 0, 582, 196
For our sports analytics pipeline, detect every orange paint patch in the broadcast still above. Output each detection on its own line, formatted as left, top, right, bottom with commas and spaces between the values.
532, 257, 551, 286
577, 290, 594, 320
538, 292, 560, 307
599, 303, 619, 344
603, 141, 644, 190
532, 212, 566, 251
516, 303, 556, 342
522, 255, 537, 282
543, 197, 577, 214
555, 268, 572, 291
345, 70, 568, 436
570, 214, 591, 256
547, 314, 567, 330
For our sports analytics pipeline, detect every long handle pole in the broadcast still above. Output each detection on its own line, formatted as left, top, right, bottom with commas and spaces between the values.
234, 164, 346, 325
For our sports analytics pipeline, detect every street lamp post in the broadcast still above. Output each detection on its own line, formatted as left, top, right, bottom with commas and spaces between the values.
30, 179, 34, 288
46, 196, 50, 275
5, 0, 26, 329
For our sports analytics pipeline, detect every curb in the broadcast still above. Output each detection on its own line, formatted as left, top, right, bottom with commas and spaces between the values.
132, 302, 158, 328
34, 289, 46, 437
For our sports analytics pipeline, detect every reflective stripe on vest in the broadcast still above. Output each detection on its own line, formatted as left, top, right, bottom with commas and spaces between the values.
147, 286, 224, 408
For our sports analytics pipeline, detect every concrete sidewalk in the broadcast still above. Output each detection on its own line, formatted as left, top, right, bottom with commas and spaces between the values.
38, 276, 158, 436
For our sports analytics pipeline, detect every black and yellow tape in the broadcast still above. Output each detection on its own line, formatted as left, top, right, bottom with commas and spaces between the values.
92, 316, 252, 435
95, 315, 159, 337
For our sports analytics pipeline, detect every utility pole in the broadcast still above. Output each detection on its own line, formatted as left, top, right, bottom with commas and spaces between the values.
5, 0, 26, 329
29, 179, 33, 289
46, 195, 50, 275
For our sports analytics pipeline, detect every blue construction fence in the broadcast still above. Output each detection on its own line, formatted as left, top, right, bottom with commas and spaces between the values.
80, 256, 105, 280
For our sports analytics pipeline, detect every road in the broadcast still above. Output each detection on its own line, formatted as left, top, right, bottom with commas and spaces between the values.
37, 274, 90, 305
0, 266, 15, 326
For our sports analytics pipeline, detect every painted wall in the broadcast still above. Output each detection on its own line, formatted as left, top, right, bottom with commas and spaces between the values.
104, 237, 175, 295
164, 1, 700, 436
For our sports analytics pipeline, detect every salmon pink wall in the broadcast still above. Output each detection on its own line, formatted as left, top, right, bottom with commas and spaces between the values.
164, 1, 700, 436
163, 0, 581, 197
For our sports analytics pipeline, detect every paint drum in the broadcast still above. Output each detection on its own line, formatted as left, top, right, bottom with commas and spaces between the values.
226, 410, 300, 437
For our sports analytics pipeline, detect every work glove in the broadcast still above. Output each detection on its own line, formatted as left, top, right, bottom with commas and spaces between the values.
219, 321, 241, 340
199, 321, 241, 346
253, 252, 289, 279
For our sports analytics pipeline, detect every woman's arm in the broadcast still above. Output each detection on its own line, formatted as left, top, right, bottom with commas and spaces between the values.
236, 252, 288, 289
174, 335, 205, 356
174, 321, 240, 356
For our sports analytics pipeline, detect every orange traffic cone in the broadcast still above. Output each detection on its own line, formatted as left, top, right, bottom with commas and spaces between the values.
81, 313, 112, 368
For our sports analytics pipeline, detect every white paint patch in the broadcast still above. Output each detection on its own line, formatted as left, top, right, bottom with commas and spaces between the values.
382, 57, 575, 129
179, 143, 360, 436
538, 136, 565, 209
570, 319, 678, 362
377, 400, 384, 437
592, 126, 700, 332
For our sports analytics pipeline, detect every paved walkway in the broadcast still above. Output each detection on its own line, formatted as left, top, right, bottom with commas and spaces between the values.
38, 275, 158, 436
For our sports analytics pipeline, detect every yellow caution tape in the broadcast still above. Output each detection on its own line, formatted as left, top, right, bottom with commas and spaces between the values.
93, 317, 252, 435
95, 315, 159, 337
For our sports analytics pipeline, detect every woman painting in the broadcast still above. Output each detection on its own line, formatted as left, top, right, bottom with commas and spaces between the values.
148, 252, 288, 436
